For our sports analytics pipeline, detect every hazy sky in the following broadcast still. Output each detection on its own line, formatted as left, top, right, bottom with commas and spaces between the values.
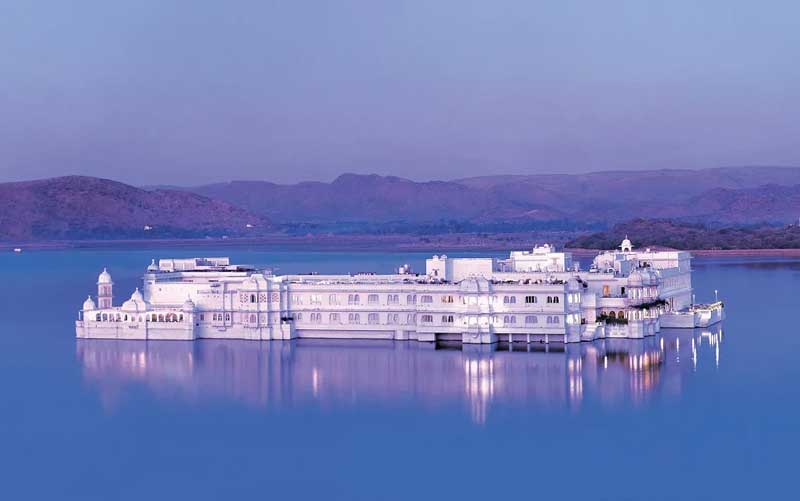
1, 0, 798, 185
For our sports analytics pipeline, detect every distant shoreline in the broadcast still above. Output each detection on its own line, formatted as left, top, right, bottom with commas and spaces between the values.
4, 234, 800, 257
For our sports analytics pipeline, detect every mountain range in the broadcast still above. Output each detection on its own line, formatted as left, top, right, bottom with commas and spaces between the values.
4, 166, 800, 241
182, 166, 800, 225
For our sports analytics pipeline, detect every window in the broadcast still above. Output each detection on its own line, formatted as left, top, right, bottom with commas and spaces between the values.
420, 295, 433, 304
407, 313, 416, 324
387, 313, 399, 324
292, 294, 304, 305
547, 296, 560, 304
250, 314, 257, 324
368, 294, 379, 305
525, 296, 537, 304
95, 313, 101, 321
102, 313, 108, 321
406, 294, 417, 304
295, 312, 303, 322
224, 313, 230, 322
348, 313, 360, 324
309, 294, 322, 305
199, 314, 204, 321
421, 314, 434, 323
158, 314, 164, 322
329, 294, 339, 305
388, 294, 399, 305
251, 294, 256, 303
441, 295, 454, 304
503, 315, 516, 324
348, 294, 360, 305
503, 296, 516, 304
547, 316, 560, 324
330, 313, 340, 323
441, 315, 454, 323
525, 315, 538, 324
368, 313, 379, 324
311, 313, 322, 323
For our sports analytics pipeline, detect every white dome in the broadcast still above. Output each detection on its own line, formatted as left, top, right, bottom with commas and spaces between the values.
97, 268, 113, 284
130, 288, 145, 303
82, 295, 96, 311
182, 297, 195, 311
620, 236, 633, 252
121, 288, 147, 312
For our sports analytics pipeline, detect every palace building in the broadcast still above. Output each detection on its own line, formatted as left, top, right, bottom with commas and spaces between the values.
75, 239, 723, 343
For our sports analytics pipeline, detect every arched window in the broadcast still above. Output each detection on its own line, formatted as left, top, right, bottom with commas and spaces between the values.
250, 294, 256, 303
95, 313, 101, 321
124, 314, 128, 321
225, 313, 230, 322
618, 311, 625, 319
608, 311, 616, 319
503, 315, 516, 324
602, 285, 610, 297
525, 315, 537, 324
158, 314, 164, 322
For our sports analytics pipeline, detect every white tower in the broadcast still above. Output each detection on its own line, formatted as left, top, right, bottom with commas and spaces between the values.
620, 235, 633, 253
97, 268, 113, 309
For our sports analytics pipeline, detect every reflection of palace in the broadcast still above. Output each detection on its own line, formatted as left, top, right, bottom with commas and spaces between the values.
77, 325, 722, 424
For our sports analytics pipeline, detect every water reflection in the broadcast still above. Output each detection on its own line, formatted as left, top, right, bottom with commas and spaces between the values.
77, 326, 722, 424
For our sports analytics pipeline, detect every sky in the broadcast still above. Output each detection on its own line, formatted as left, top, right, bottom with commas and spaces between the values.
1, 0, 799, 186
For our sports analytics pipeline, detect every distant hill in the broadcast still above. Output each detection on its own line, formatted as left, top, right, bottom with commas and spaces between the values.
566, 219, 800, 250
188, 173, 563, 223
0, 176, 270, 241
182, 166, 800, 225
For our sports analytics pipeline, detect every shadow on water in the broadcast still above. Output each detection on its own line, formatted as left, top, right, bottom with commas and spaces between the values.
76, 325, 722, 424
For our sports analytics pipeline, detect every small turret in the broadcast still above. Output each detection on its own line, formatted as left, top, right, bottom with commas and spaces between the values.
82, 295, 96, 312
620, 235, 633, 253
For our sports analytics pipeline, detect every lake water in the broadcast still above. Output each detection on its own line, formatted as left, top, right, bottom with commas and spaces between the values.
1, 249, 798, 500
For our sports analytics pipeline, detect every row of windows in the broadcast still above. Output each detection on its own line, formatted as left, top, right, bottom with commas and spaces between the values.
198, 313, 230, 322
296, 312, 417, 325
94, 312, 183, 323
501, 315, 561, 325
290, 293, 569, 306
291, 312, 568, 326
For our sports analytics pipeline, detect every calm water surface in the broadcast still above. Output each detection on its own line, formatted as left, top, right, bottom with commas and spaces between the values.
1, 249, 798, 500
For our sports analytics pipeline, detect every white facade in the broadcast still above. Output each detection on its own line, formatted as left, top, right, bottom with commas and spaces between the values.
76, 240, 722, 344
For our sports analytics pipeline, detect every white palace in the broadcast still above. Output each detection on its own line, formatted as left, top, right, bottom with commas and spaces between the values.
75, 239, 724, 344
